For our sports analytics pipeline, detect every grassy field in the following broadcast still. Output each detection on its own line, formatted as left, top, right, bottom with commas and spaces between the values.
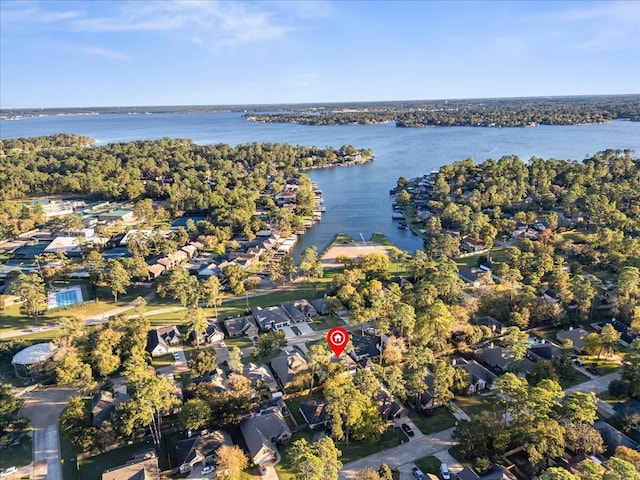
408, 407, 457, 435
414, 455, 442, 475
454, 396, 491, 417
0, 438, 32, 470
336, 429, 405, 463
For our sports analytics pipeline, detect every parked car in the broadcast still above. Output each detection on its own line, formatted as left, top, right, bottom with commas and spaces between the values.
401, 423, 415, 437
219, 341, 226, 348
412, 467, 425, 480
201, 465, 215, 475
1, 467, 18, 477
440, 463, 451, 480
173, 352, 181, 360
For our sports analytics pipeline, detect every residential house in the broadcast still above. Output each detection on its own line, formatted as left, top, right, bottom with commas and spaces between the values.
457, 267, 484, 286
454, 465, 517, 480
543, 288, 561, 303
556, 328, 590, 352
243, 363, 279, 393
476, 316, 507, 336
593, 419, 640, 456
270, 350, 309, 390
350, 334, 381, 363
527, 340, 563, 363
97, 209, 135, 223
414, 371, 436, 411
461, 236, 486, 253
147, 263, 165, 280
224, 316, 259, 338
330, 354, 358, 375
299, 400, 330, 430
479, 344, 517, 374
92, 389, 129, 428
453, 358, 497, 394
610, 319, 638, 345
252, 306, 291, 331
147, 325, 182, 357
201, 323, 225, 345
310, 298, 328, 315
376, 389, 406, 421
101, 450, 159, 480
281, 299, 317, 323
175, 430, 233, 474
181, 244, 198, 259
240, 408, 292, 467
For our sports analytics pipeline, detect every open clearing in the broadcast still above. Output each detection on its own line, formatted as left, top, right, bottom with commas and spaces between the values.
321, 241, 390, 269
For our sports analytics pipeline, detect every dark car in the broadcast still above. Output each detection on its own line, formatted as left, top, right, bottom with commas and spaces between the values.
401, 423, 414, 437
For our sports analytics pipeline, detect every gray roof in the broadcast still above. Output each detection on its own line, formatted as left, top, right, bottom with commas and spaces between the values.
224, 316, 259, 337
556, 328, 589, 350
252, 306, 291, 329
455, 358, 498, 386
92, 390, 129, 428
298, 400, 329, 427
240, 409, 291, 463
175, 430, 232, 469
12, 342, 58, 366
243, 363, 278, 389
479, 345, 515, 370
270, 350, 308, 386
281, 299, 317, 322
101, 450, 159, 480
594, 419, 640, 456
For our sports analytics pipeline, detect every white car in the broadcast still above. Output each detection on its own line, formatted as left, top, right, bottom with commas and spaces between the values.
201, 465, 215, 474
440, 463, 451, 480
1, 467, 18, 477
219, 341, 226, 348
173, 352, 181, 360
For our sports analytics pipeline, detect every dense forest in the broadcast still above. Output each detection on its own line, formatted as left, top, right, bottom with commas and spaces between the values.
245, 95, 640, 127
0, 134, 373, 238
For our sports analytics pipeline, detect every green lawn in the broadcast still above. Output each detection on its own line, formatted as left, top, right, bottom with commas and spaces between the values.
308, 315, 344, 332
0, 438, 32, 470
455, 248, 508, 269
150, 353, 174, 368
78, 440, 163, 480
336, 429, 405, 463
454, 396, 491, 417
448, 445, 474, 467
414, 456, 441, 475
408, 407, 457, 435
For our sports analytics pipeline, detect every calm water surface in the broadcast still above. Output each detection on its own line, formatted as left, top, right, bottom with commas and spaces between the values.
2, 113, 639, 255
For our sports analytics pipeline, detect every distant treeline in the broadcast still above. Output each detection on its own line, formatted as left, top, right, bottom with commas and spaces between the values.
245, 95, 640, 128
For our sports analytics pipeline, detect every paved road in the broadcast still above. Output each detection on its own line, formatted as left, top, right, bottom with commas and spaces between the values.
18, 386, 77, 480
340, 428, 458, 479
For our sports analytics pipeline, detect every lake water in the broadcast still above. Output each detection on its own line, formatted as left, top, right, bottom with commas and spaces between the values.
2, 113, 639, 255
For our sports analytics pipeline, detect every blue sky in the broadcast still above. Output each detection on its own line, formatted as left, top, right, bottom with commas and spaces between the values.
1, 0, 639, 108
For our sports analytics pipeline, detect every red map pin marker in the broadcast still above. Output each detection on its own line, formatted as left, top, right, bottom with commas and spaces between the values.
327, 326, 349, 357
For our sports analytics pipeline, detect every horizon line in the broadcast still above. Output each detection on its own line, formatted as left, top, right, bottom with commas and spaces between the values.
2, 92, 639, 112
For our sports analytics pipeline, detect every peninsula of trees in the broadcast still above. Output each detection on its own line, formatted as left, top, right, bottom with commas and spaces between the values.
245, 95, 640, 128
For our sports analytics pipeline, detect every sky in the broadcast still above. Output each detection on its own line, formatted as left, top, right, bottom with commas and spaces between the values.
1, 0, 639, 108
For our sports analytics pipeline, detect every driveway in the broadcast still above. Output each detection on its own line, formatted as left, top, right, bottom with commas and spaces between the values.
19, 386, 77, 480
297, 323, 314, 335
340, 428, 458, 478
280, 326, 297, 340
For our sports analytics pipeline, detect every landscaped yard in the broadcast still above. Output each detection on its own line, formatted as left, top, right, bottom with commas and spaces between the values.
336, 428, 405, 463
78, 439, 167, 480
454, 395, 491, 417
308, 315, 344, 332
408, 407, 457, 435
0, 438, 32, 470
414, 455, 442, 475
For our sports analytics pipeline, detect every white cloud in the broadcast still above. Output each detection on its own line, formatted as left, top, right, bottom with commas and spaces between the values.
82, 47, 130, 61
